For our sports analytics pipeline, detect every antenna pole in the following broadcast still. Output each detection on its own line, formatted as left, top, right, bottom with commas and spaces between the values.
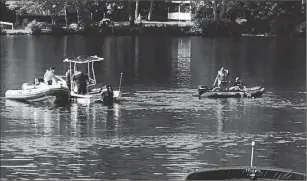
250, 141, 255, 167
119, 73, 123, 92
70, 62, 72, 93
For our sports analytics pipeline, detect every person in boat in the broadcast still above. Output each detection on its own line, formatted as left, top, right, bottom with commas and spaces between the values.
72, 67, 89, 95
229, 77, 246, 91
44, 67, 57, 85
212, 67, 229, 91
65, 66, 72, 91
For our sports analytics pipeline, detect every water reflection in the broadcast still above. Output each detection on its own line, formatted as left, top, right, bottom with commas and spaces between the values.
171, 38, 191, 87
0, 36, 305, 179
216, 99, 226, 139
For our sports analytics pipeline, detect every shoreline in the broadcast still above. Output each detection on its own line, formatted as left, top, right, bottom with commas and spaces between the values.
1, 31, 304, 38
1, 22, 305, 37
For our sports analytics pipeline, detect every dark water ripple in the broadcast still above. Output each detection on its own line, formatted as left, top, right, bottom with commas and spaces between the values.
0, 88, 306, 179
0, 36, 305, 179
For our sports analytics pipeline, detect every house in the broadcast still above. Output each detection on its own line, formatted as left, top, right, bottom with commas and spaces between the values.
167, 1, 192, 21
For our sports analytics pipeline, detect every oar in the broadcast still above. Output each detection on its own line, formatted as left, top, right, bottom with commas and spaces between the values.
250, 141, 255, 167
118, 73, 123, 92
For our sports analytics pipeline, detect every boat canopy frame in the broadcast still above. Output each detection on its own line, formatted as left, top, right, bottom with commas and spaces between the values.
63, 55, 104, 91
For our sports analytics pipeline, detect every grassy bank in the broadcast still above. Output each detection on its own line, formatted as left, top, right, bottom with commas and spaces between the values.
1, 20, 305, 37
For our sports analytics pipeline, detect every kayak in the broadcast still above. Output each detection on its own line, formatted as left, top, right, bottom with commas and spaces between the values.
194, 85, 265, 98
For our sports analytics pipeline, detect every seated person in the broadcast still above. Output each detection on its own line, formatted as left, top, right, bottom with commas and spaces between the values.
229, 77, 246, 91
34, 78, 44, 86
44, 67, 57, 85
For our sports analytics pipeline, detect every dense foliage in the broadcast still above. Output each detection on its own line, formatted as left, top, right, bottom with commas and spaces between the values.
2, 0, 306, 36
193, 0, 306, 35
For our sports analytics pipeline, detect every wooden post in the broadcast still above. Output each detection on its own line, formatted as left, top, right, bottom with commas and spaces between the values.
148, 0, 154, 21
178, 3, 180, 22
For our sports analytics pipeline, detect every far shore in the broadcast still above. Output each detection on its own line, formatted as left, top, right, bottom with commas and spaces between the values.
1, 21, 305, 37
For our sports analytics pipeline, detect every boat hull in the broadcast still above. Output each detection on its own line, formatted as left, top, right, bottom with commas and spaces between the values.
194, 86, 265, 98
186, 166, 306, 180
70, 89, 121, 104
5, 84, 69, 103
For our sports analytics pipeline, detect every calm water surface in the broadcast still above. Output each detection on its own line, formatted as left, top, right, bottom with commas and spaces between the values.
0, 36, 306, 179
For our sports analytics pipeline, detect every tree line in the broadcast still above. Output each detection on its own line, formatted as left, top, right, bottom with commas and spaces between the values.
3, 0, 306, 35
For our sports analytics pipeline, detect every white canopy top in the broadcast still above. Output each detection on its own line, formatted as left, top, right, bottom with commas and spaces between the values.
63, 55, 104, 64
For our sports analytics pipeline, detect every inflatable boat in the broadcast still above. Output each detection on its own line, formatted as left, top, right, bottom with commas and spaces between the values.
5, 79, 69, 103
186, 166, 306, 180
186, 142, 306, 180
194, 85, 265, 99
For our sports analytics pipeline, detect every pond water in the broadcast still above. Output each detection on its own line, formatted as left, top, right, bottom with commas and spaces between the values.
0, 35, 305, 179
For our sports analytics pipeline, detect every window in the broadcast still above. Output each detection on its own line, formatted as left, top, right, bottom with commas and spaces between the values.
180, 3, 191, 13
169, 4, 179, 13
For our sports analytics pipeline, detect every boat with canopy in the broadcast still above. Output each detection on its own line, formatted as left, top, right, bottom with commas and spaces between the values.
63, 55, 122, 105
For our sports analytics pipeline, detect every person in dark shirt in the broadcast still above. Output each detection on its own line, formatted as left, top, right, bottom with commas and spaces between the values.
72, 68, 89, 95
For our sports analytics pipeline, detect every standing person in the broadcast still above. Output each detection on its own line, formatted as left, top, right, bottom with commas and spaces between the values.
44, 67, 57, 85
79, 72, 89, 95
72, 67, 81, 93
72, 68, 89, 95
65, 66, 72, 91
212, 67, 230, 91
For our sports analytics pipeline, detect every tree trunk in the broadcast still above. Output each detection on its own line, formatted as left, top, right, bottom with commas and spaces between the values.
128, 1, 134, 25
148, 0, 154, 20
135, 0, 139, 20
219, 0, 225, 19
51, 15, 55, 25
212, 0, 217, 21
65, 6, 68, 28
76, 9, 80, 24
15, 13, 19, 26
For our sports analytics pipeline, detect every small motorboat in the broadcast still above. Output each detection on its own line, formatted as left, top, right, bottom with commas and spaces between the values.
63, 55, 122, 106
5, 78, 69, 103
186, 166, 306, 180
194, 85, 265, 99
186, 142, 306, 180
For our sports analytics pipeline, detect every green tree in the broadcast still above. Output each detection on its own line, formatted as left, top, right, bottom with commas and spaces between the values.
5, 0, 65, 25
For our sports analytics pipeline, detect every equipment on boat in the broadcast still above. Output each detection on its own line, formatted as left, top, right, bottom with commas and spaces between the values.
186, 141, 306, 180
195, 85, 265, 99
63, 55, 121, 106
5, 78, 69, 103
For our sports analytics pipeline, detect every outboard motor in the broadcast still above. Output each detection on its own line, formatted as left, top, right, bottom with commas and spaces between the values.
101, 85, 114, 107
198, 85, 209, 96
246, 167, 261, 180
